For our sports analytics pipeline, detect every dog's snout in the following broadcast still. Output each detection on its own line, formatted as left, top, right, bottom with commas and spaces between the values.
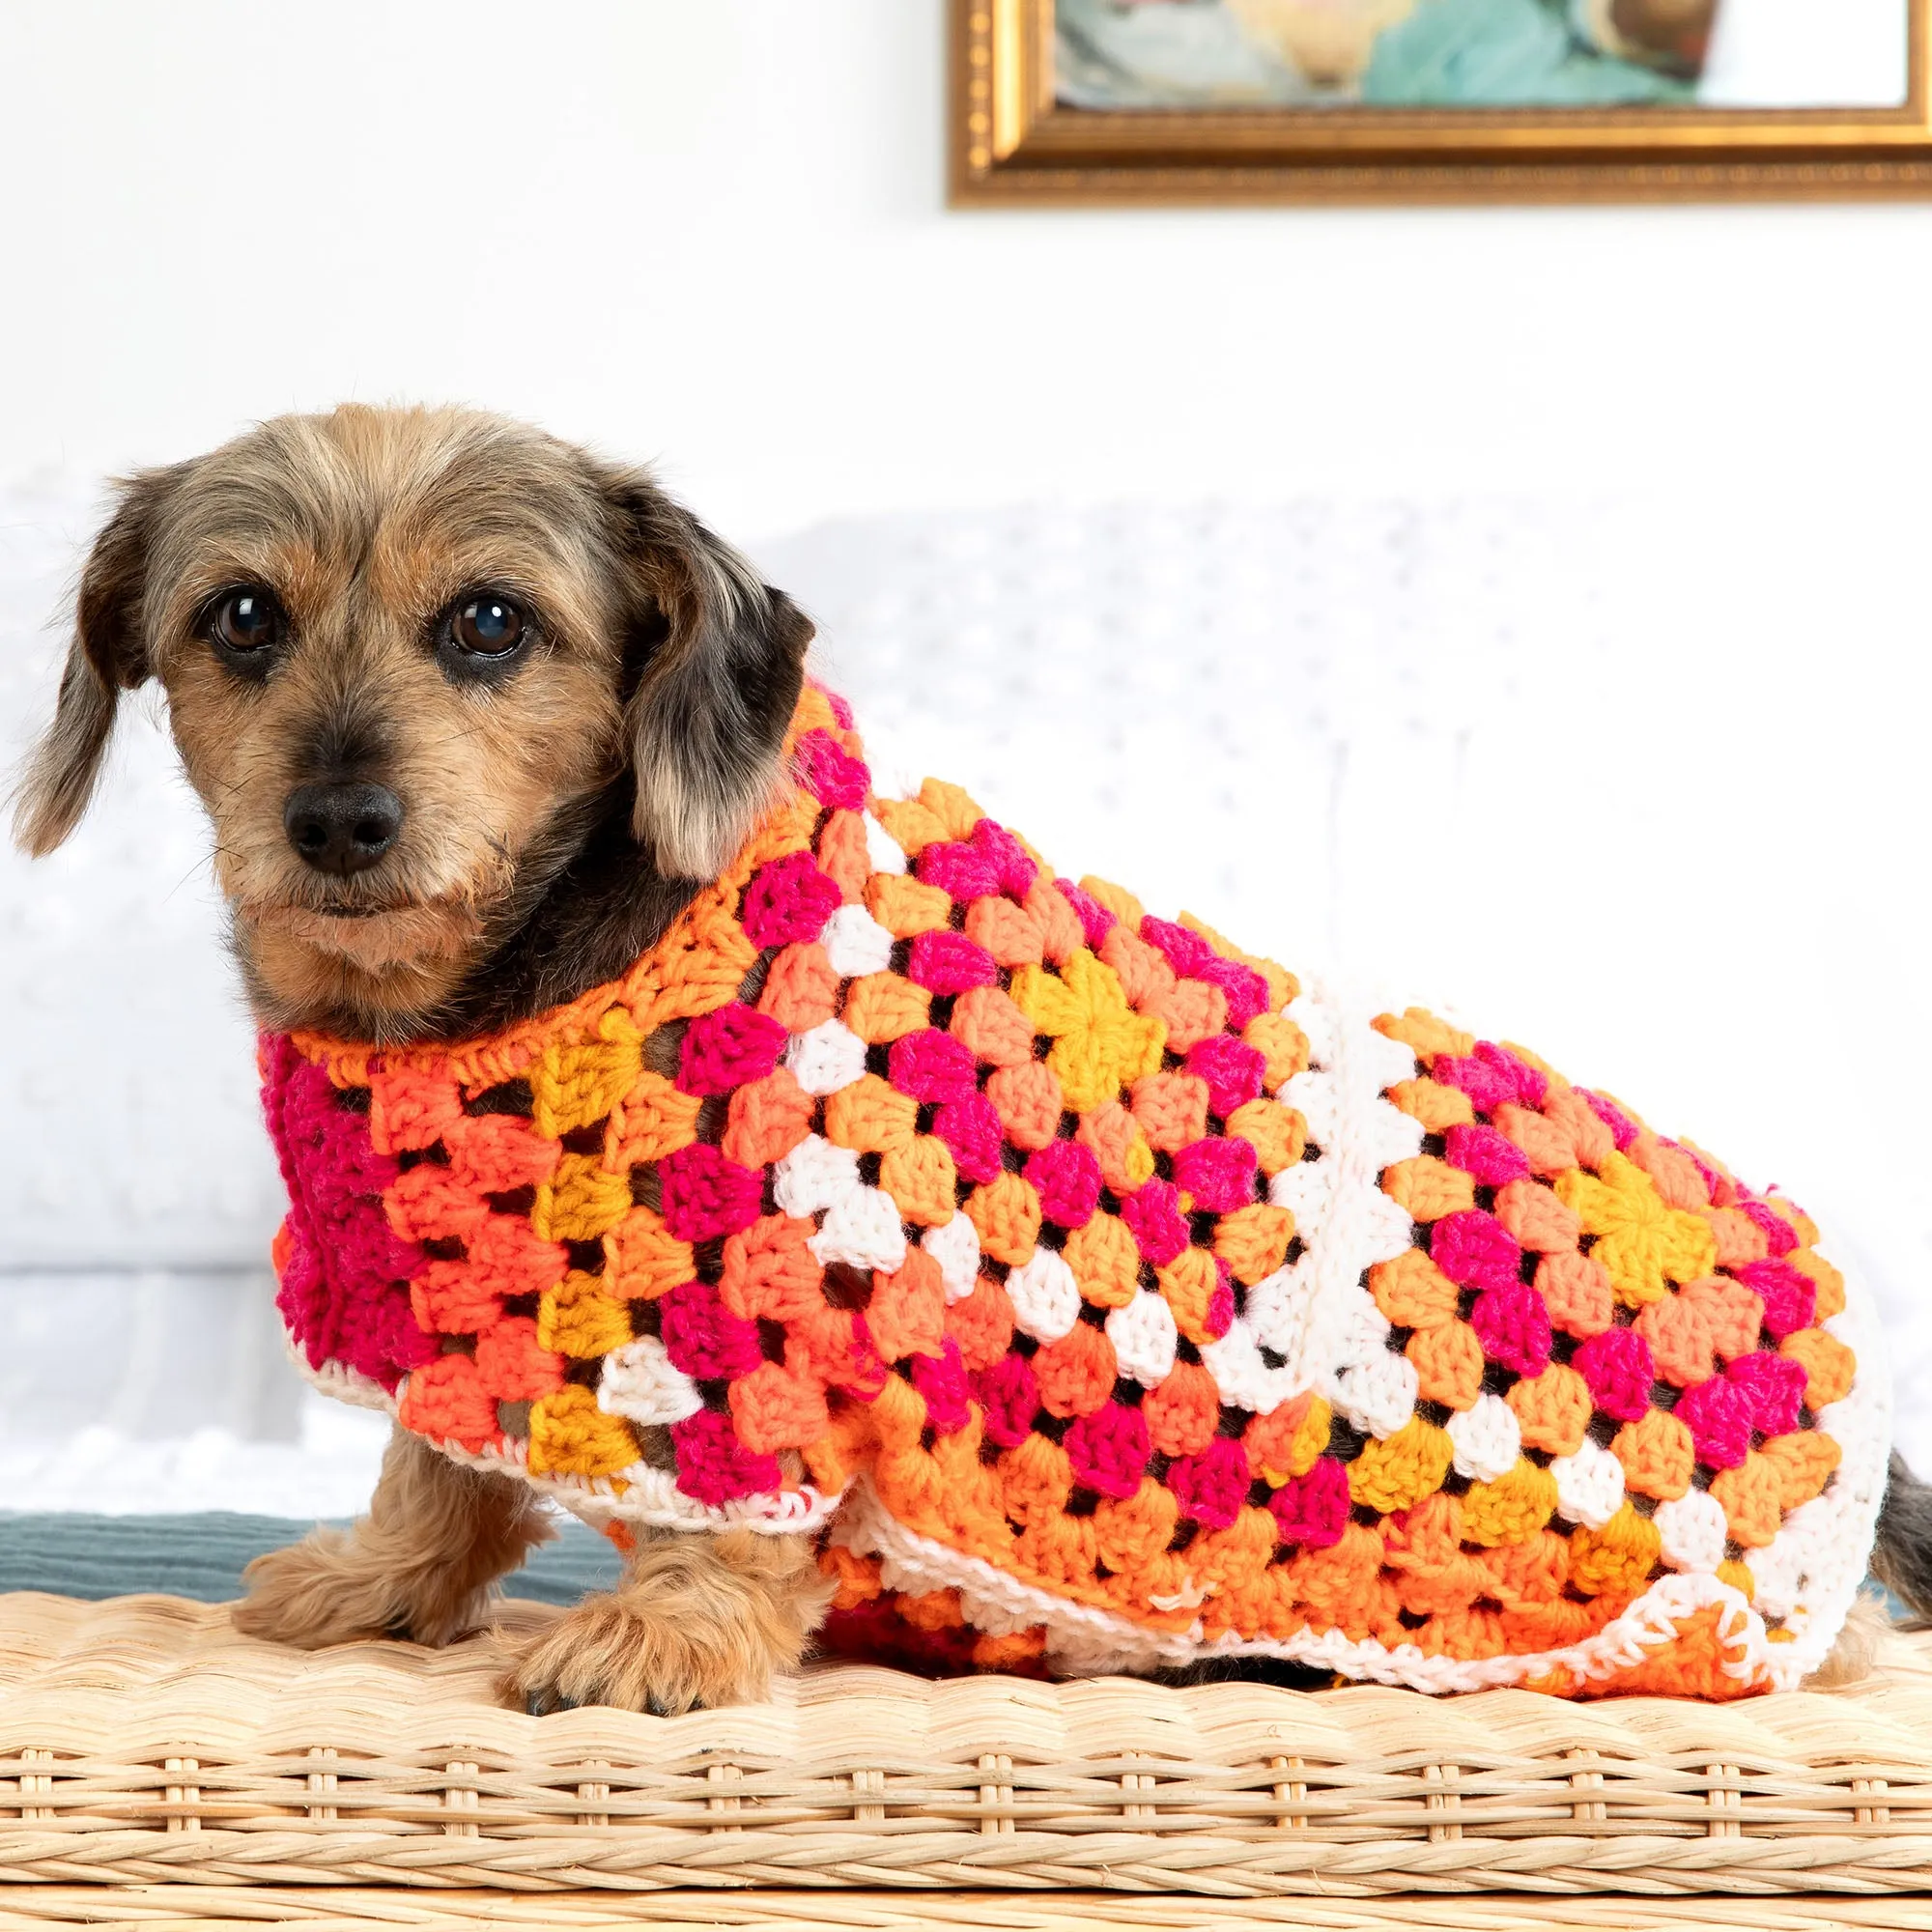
283, 781, 403, 876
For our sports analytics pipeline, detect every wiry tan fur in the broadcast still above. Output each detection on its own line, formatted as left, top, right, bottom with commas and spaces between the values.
234, 1426, 555, 1649
235, 1422, 828, 1712
12, 404, 802, 1040
13, 404, 826, 1712
505, 1528, 834, 1717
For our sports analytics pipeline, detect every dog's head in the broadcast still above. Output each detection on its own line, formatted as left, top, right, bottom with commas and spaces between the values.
12, 405, 812, 1037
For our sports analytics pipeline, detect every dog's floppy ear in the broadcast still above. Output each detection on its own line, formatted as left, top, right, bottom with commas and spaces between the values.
600, 469, 813, 881
12, 466, 182, 856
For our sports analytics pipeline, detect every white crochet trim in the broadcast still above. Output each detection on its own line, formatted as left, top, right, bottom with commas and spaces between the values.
1551, 1438, 1627, 1530
774, 1133, 859, 1216
1744, 1236, 1891, 1674
1446, 1393, 1520, 1483
863, 813, 906, 876
834, 1477, 1783, 1690
1257, 990, 1421, 1435
923, 1212, 980, 1303
294, 1351, 395, 1414
1107, 1289, 1179, 1387
598, 1335, 703, 1427
784, 1019, 867, 1097
810, 1182, 908, 1274
284, 1340, 845, 1536
1657, 1489, 1729, 1573
1007, 1248, 1081, 1344
1198, 1316, 1300, 1418
820, 903, 895, 980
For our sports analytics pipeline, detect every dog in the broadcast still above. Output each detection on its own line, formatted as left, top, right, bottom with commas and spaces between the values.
14, 403, 1932, 1714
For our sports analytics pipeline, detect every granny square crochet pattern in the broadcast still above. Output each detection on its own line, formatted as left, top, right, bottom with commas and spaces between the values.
264, 686, 1889, 1698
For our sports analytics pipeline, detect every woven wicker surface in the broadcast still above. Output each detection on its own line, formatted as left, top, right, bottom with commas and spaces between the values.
5, 1594, 1932, 1900
2, 1890, 1931, 1929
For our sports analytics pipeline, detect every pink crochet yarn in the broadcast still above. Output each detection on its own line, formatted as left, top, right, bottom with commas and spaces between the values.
1065, 1403, 1151, 1498
1740, 1199, 1799, 1256
971, 819, 1037, 899
977, 1353, 1040, 1448
1577, 1088, 1639, 1150
907, 930, 998, 994
917, 838, 1002, 902
672, 1408, 782, 1506
1026, 1140, 1101, 1228
1169, 1436, 1249, 1530
1437, 1043, 1547, 1114
795, 727, 868, 810
1121, 1179, 1189, 1267
660, 1280, 765, 1380
740, 851, 841, 948
1431, 1210, 1521, 1293
263, 1038, 434, 1392
1675, 1377, 1754, 1470
1444, 1122, 1531, 1186
1204, 1268, 1236, 1340
1140, 916, 1214, 979
658, 1144, 763, 1241
1173, 1136, 1259, 1212
911, 1342, 972, 1436
1574, 1327, 1655, 1423
1269, 1456, 1350, 1548
1727, 1350, 1807, 1435
935, 1094, 1003, 1183
1196, 954, 1270, 1028
889, 1030, 978, 1104
1471, 1281, 1552, 1378
1054, 876, 1114, 950
679, 1003, 786, 1097
1738, 1259, 1816, 1337
1185, 1035, 1265, 1118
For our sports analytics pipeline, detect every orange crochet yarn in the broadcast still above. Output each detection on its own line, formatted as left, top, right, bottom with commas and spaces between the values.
264, 686, 1888, 1697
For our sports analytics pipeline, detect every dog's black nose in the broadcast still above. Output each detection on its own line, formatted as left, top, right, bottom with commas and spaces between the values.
283, 781, 403, 876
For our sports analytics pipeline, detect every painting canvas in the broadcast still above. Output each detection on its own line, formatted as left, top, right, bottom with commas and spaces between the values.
1055, 0, 1912, 111
954, 0, 1931, 202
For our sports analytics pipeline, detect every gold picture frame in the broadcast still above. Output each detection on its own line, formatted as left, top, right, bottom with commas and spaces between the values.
952, 0, 1932, 204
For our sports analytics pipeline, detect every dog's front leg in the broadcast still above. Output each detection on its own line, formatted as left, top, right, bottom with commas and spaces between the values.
503, 1526, 831, 1716
233, 1425, 553, 1649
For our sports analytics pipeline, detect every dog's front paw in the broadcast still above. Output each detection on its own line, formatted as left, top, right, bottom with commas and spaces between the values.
233, 1533, 389, 1648
502, 1590, 773, 1716
233, 1532, 484, 1650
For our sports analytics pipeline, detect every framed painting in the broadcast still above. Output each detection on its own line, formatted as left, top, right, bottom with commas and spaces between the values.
951, 0, 1932, 202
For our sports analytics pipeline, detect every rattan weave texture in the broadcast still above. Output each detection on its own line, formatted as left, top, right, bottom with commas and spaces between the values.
1, 1889, 1931, 1928
4, 1594, 1932, 1900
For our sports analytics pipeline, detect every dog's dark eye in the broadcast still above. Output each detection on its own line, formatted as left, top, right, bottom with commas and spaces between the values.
212, 588, 281, 656
450, 594, 526, 656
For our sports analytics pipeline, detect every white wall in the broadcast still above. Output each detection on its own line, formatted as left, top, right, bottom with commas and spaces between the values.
3, 1, 1932, 538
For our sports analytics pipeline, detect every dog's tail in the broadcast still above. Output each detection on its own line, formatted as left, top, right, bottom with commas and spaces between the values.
1869, 1453, 1932, 1625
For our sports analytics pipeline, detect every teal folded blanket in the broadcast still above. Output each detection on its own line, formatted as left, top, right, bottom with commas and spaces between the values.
1, 1514, 1905, 1641
0, 1512, 623, 1606
1364, 0, 1691, 104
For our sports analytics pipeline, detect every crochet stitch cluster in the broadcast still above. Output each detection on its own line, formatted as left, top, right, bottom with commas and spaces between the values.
263, 684, 1886, 1698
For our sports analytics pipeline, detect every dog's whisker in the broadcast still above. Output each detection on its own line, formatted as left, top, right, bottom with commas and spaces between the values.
160, 851, 218, 902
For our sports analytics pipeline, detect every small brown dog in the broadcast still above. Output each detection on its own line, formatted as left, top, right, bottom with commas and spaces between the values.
15, 404, 831, 1713
16, 404, 1922, 1716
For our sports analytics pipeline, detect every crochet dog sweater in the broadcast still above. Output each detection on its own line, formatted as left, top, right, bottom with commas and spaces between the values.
264, 685, 1889, 1697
